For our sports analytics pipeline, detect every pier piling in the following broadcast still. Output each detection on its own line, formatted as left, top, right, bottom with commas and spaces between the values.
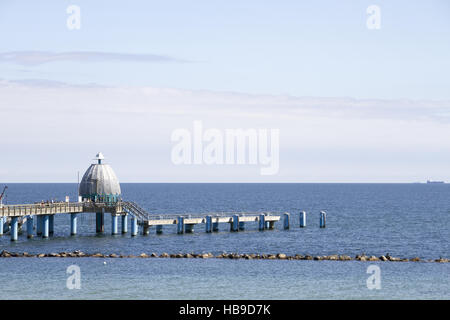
49, 215, 54, 236
36, 215, 43, 236
156, 225, 163, 234
111, 214, 119, 235
177, 216, 184, 234
10, 217, 18, 241
70, 213, 77, 235
283, 213, 290, 230
96, 212, 104, 233
131, 216, 138, 236
0, 216, 4, 235
300, 211, 306, 228
121, 215, 128, 234
259, 214, 265, 231
142, 224, 150, 235
205, 215, 212, 233
27, 215, 34, 238
212, 217, 219, 232
320, 211, 326, 228
239, 221, 245, 231
231, 214, 239, 232
42, 215, 49, 238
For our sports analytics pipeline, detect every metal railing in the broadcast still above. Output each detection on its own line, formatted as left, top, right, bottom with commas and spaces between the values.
0, 202, 84, 217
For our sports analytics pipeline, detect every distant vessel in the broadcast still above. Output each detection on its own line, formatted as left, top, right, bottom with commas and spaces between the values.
427, 180, 445, 184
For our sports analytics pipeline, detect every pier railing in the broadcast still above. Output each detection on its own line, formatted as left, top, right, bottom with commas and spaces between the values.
145, 212, 281, 219
0, 202, 84, 217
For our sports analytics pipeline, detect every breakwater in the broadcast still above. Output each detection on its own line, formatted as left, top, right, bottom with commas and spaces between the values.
1, 250, 448, 262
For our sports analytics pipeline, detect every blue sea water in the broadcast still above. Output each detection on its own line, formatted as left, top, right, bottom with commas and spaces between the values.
0, 183, 449, 299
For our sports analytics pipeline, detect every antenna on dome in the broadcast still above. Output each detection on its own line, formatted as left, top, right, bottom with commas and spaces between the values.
94, 152, 105, 165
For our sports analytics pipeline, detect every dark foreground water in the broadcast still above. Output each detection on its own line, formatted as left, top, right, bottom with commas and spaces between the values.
0, 183, 449, 299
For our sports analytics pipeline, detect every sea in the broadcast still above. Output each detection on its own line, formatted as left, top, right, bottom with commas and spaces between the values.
0, 183, 448, 299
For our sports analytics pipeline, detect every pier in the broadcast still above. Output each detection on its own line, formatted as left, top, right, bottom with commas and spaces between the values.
0, 153, 327, 241
0, 201, 290, 241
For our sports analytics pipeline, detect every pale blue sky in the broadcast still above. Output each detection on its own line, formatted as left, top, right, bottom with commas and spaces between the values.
0, 0, 449, 99
0, 1, 450, 182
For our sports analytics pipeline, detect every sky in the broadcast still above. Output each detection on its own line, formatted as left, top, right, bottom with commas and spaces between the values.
0, 0, 450, 182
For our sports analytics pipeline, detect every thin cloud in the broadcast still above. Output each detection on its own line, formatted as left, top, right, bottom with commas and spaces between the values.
0, 51, 190, 66
0, 79, 449, 123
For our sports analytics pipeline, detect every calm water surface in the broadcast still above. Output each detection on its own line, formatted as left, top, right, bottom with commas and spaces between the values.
0, 183, 448, 299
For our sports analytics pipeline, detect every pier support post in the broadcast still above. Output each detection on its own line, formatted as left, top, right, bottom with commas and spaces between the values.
121, 215, 128, 234
284, 213, 290, 230
320, 211, 326, 228
0, 216, 4, 235
268, 221, 275, 230
259, 214, 265, 231
205, 215, 212, 233
231, 215, 239, 232
111, 214, 119, 235
42, 215, 49, 238
239, 217, 245, 231
177, 216, 184, 234
131, 216, 138, 236
49, 215, 54, 236
70, 213, 77, 235
212, 216, 219, 232
36, 215, 43, 236
185, 224, 194, 233
96, 212, 104, 233
156, 225, 163, 234
300, 211, 306, 228
27, 215, 34, 239
10, 217, 18, 241
142, 224, 149, 235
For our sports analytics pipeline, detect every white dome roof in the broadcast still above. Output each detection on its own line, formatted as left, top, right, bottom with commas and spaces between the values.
79, 154, 121, 197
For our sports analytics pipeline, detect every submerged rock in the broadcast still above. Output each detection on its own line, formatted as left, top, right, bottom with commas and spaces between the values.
313, 256, 323, 261
388, 256, 401, 262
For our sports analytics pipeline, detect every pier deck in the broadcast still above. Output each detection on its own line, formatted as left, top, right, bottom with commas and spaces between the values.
0, 201, 290, 241
144, 213, 280, 226
0, 202, 123, 217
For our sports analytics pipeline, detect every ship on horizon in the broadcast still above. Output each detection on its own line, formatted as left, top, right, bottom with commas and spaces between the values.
426, 180, 445, 184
